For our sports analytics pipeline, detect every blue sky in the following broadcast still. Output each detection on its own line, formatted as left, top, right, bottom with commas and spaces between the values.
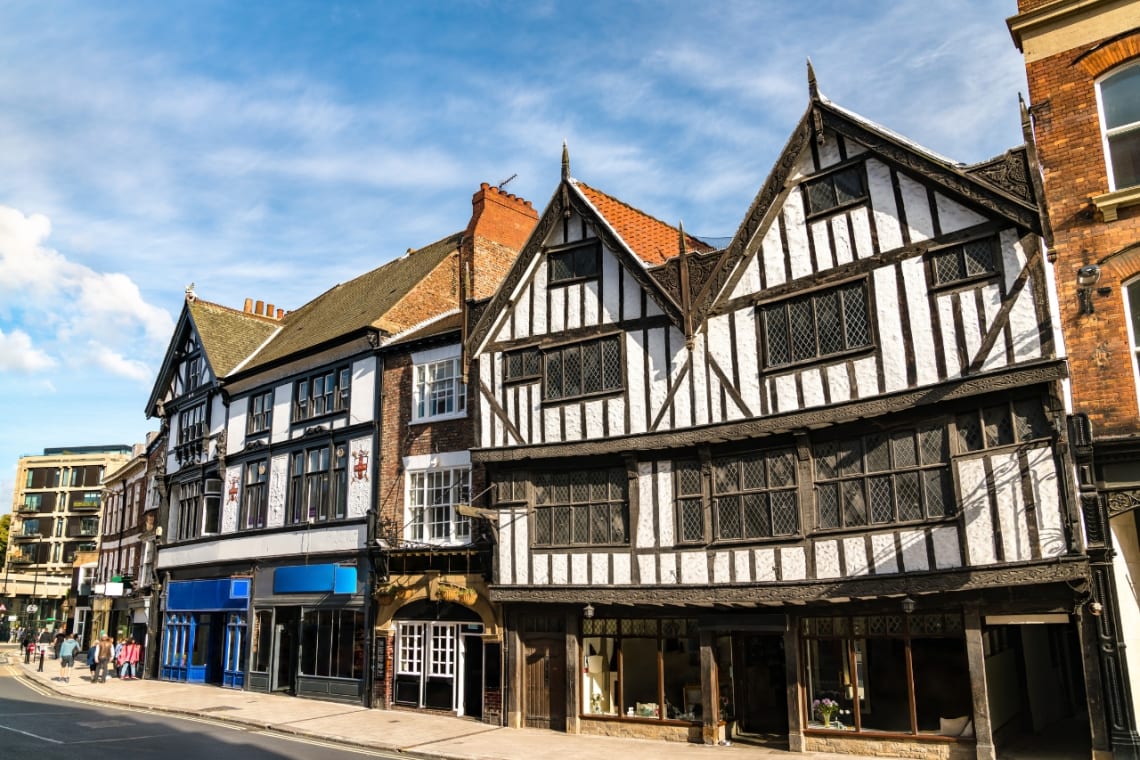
0, 1, 1029, 510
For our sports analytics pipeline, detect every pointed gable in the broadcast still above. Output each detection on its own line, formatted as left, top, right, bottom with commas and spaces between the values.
575, 182, 711, 266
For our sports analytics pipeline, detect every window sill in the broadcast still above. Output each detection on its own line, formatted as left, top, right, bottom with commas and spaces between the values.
1091, 186, 1140, 222
410, 410, 467, 425
762, 345, 876, 376
541, 388, 623, 406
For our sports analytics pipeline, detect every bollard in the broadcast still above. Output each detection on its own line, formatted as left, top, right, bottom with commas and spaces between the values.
37, 649, 44, 672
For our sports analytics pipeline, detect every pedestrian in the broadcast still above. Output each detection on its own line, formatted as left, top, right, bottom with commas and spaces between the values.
57, 631, 79, 683
52, 632, 64, 660
118, 638, 141, 679
112, 637, 124, 677
87, 640, 98, 678
94, 635, 114, 683
37, 628, 52, 657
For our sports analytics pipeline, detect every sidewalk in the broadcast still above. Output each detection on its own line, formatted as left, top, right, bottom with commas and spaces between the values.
2, 644, 871, 760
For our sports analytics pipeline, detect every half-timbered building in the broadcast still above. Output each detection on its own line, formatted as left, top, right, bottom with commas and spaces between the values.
468, 77, 1096, 759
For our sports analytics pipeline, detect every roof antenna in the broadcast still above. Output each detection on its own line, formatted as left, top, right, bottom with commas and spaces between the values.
561, 140, 570, 181
498, 173, 517, 190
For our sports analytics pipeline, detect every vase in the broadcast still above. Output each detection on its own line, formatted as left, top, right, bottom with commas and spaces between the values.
822, 715, 832, 728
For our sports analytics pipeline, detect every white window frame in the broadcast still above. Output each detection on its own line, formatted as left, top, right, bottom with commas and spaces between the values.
397, 622, 424, 675
411, 345, 466, 423
1123, 277, 1140, 416
1096, 61, 1140, 192
403, 451, 471, 546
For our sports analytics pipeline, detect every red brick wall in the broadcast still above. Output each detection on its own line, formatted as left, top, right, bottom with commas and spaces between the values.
465, 183, 538, 301
1024, 27, 1140, 436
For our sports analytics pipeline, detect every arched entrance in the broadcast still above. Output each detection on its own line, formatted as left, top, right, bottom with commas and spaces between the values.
392, 600, 486, 717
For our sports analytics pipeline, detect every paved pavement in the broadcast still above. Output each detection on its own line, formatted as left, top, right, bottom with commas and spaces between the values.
1, 643, 879, 760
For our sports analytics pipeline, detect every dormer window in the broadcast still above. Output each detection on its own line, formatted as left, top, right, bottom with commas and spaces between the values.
1098, 62, 1140, 191
548, 239, 601, 285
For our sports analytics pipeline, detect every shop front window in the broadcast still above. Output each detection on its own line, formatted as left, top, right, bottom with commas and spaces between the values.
802, 613, 972, 736
581, 617, 700, 721
300, 608, 365, 680
251, 610, 273, 673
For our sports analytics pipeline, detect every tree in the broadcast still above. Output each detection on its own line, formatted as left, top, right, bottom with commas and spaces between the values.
0, 513, 9, 563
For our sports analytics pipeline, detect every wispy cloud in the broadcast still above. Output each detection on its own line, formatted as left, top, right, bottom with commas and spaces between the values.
0, 328, 57, 373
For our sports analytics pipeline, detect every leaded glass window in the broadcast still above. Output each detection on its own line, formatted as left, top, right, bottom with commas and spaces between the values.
549, 240, 601, 284
761, 281, 871, 368
957, 398, 1052, 453
930, 237, 997, 287
533, 467, 628, 547
674, 460, 705, 544
543, 335, 622, 401
711, 448, 799, 540
803, 165, 867, 215
814, 425, 950, 530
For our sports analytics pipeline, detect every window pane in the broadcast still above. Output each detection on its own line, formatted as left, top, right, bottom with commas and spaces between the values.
816, 290, 842, 355
1109, 128, 1140, 189
869, 476, 893, 523
912, 638, 972, 734
771, 490, 798, 535
896, 472, 922, 522
716, 496, 741, 539
1103, 66, 1140, 130
858, 638, 911, 733
564, 345, 581, 397
742, 492, 769, 537
790, 299, 816, 361
963, 239, 994, 276
841, 480, 867, 526
833, 167, 864, 205
583, 341, 602, 394
764, 306, 789, 366
545, 352, 563, 400
818, 484, 840, 529
602, 337, 622, 390
621, 635, 659, 717
841, 283, 870, 348
806, 176, 837, 214
933, 249, 964, 285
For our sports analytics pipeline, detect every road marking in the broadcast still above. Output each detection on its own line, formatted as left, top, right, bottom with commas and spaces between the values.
0, 723, 64, 744
252, 730, 407, 758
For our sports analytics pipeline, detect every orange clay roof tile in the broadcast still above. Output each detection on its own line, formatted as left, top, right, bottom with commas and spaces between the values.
574, 181, 712, 266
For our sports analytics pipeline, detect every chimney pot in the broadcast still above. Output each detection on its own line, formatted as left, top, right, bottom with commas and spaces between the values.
276, 308, 284, 319
255, 300, 264, 315
267, 303, 274, 317
244, 298, 253, 313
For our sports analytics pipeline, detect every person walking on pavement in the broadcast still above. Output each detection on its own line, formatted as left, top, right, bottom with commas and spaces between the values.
87, 639, 98, 678
118, 638, 141, 680
94, 635, 114, 683
57, 631, 79, 683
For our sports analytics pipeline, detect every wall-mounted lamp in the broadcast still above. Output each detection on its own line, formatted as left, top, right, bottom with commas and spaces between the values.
900, 596, 916, 615
1077, 264, 1102, 315
583, 603, 595, 619
1088, 601, 1104, 617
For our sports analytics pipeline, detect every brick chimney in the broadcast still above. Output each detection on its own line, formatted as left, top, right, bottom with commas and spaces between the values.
462, 183, 538, 302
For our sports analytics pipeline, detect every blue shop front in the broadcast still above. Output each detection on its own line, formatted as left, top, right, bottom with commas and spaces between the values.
161, 577, 250, 687
245, 562, 369, 704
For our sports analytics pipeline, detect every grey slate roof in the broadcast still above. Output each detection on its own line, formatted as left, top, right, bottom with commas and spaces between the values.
186, 298, 280, 378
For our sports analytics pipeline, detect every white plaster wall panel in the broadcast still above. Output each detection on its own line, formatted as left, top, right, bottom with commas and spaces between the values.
774, 374, 798, 414
815, 541, 841, 579
692, 334, 710, 426
349, 357, 375, 425
584, 279, 601, 329
532, 553, 549, 586
530, 386, 543, 446
497, 509, 512, 583
898, 174, 934, 243
790, 144, 816, 181
826, 364, 852, 403
731, 253, 762, 301
607, 397, 625, 440
613, 553, 632, 585
515, 281, 532, 340
546, 216, 565, 246
552, 553, 569, 585
479, 357, 493, 448
785, 193, 812, 281
515, 385, 529, 444
959, 293, 983, 375
636, 461, 656, 549
844, 537, 869, 576
1028, 446, 1065, 557
734, 313, 761, 416
626, 332, 648, 434
801, 367, 825, 409
657, 462, 675, 548
980, 283, 1007, 372
680, 551, 709, 584
567, 282, 584, 331
591, 553, 610, 585
571, 552, 588, 584
817, 135, 842, 168
647, 327, 668, 428
734, 550, 752, 582
811, 220, 835, 272
645, 294, 663, 319
267, 454, 288, 528
669, 328, 691, 429
849, 207, 875, 259
931, 525, 961, 569
564, 403, 582, 441
228, 397, 247, 452
543, 407, 561, 444
601, 252, 621, 324
585, 399, 605, 439
991, 450, 1032, 562
514, 508, 530, 585
901, 257, 938, 387
503, 379, 515, 448
623, 269, 641, 321
1004, 233, 1043, 363
900, 530, 930, 571
874, 266, 907, 393
1001, 228, 1028, 286
713, 551, 731, 584
638, 554, 657, 585
871, 534, 899, 574
781, 547, 807, 581
867, 159, 903, 252
935, 193, 987, 234
762, 223, 787, 287
960, 457, 997, 565
853, 356, 879, 398
832, 215, 854, 266
347, 437, 372, 518
755, 549, 777, 581
937, 295, 962, 377
659, 553, 679, 584
493, 317, 511, 345
549, 285, 566, 334
533, 263, 549, 336
221, 464, 241, 534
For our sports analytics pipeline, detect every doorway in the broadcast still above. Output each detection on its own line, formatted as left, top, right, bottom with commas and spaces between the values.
271, 606, 300, 694
735, 633, 788, 735
463, 633, 484, 720
523, 637, 566, 730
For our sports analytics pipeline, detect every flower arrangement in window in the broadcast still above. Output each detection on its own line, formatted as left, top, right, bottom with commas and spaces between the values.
813, 697, 841, 727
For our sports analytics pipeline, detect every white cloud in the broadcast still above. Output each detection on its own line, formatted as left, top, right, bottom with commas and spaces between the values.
0, 328, 57, 373
81, 341, 153, 383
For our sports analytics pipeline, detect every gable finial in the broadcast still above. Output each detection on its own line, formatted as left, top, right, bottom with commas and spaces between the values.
1018, 92, 1032, 136
185, 282, 196, 301
678, 220, 687, 259
678, 220, 694, 347
561, 140, 570, 181
807, 57, 819, 100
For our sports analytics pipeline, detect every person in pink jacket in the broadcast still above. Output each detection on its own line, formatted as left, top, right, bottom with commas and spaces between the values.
117, 638, 142, 680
